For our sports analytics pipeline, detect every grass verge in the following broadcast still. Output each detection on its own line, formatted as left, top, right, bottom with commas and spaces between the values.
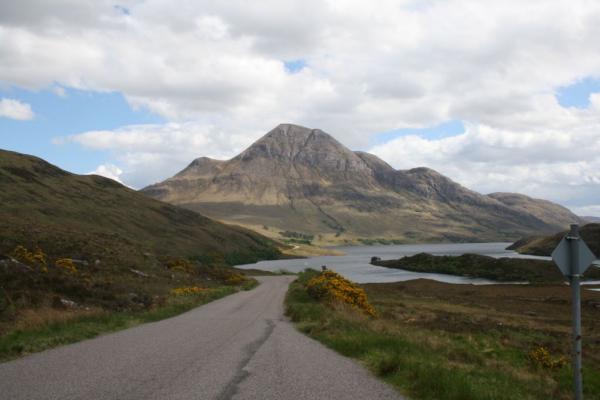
285, 270, 600, 400
0, 285, 239, 362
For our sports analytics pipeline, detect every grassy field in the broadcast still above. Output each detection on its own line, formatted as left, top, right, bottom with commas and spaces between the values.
286, 270, 600, 400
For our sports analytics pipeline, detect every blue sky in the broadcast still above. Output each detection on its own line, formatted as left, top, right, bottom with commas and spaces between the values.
284, 59, 307, 74
372, 120, 465, 145
0, 86, 163, 174
556, 77, 600, 109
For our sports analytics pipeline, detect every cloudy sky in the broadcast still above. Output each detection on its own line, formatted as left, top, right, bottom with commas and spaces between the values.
1, 0, 599, 216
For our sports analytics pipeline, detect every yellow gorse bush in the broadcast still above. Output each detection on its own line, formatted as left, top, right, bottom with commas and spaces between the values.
166, 258, 194, 274
306, 270, 377, 317
12, 245, 47, 272
55, 258, 78, 274
528, 346, 567, 370
224, 273, 247, 285
170, 286, 209, 296
11, 246, 79, 275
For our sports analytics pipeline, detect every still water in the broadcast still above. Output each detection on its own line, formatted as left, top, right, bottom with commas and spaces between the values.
237, 242, 551, 284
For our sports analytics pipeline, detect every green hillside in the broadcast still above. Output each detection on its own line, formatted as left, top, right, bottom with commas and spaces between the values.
0, 149, 280, 339
507, 223, 600, 257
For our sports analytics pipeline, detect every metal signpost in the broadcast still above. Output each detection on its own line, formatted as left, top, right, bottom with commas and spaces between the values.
551, 224, 597, 400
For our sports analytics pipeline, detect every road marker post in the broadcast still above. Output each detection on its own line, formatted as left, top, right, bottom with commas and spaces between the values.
551, 224, 597, 400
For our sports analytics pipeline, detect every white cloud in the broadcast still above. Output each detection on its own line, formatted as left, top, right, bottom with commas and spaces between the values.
368, 103, 600, 215
89, 164, 125, 185
571, 205, 600, 217
0, 98, 34, 120
52, 85, 66, 97
67, 122, 262, 188
4, 0, 600, 136
2, 0, 600, 214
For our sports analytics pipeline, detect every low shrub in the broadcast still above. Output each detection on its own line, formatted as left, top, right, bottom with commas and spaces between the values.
170, 286, 208, 296
528, 346, 567, 370
305, 269, 377, 316
55, 258, 77, 274
165, 258, 194, 274
224, 272, 248, 285
11, 245, 47, 271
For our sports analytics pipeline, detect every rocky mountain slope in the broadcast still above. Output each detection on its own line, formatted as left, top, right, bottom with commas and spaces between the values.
142, 124, 581, 243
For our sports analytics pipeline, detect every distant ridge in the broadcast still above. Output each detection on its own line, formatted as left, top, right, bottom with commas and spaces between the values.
508, 223, 600, 257
582, 216, 600, 223
142, 123, 581, 244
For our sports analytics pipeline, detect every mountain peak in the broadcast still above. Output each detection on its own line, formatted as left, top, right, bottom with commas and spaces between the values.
142, 124, 580, 243
250, 123, 340, 148
235, 123, 358, 167
174, 156, 224, 179
271, 123, 317, 136
268, 123, 329, 138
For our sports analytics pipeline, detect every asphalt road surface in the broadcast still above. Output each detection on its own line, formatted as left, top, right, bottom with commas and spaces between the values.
0, 276, 404, 399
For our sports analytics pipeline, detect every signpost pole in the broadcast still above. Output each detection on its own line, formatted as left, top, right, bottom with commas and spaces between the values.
568, 224, 583, 400
553, 224, 596, 399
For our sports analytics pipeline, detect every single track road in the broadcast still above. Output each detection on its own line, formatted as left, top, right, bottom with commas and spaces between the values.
0, 276, 404, 400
